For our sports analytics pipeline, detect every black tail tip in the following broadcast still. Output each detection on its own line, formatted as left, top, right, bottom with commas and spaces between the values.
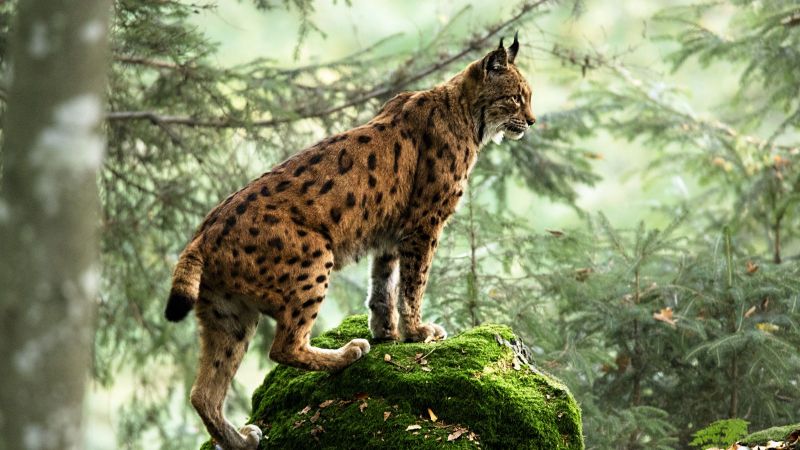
165, 292, 194, 322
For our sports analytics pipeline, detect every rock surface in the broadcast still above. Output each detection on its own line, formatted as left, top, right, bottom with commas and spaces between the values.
201, 315, 583, 449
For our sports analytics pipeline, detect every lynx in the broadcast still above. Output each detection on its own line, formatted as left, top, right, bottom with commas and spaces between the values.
166, 35, 535, 450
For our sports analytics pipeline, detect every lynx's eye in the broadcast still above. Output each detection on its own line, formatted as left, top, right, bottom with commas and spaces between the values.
510, 95, 520, 106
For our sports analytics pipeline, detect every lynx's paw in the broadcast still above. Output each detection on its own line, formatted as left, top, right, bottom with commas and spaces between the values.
239, 424, 262, 449
344, 338, 371, 361
403, 322, 447, 343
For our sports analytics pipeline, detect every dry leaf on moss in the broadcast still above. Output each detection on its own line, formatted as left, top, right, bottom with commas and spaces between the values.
448, 428, 466, 441
406, 424, 421, 431
427, 408, 438, 422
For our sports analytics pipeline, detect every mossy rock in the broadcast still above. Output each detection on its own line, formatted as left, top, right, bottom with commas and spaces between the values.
741, 423, 800, 446
202, 315, 583, 449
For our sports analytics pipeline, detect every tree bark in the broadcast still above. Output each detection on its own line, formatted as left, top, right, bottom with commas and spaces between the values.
0, 0, 111, 449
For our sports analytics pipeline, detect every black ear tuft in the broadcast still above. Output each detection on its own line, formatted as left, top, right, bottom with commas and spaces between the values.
508, 31, 520, 64
483, 47, 508, 75
498, 37, 505, 49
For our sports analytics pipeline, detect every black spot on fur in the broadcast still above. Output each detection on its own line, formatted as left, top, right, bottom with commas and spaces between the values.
278, 273, 290, 283
247, 192, 257, 202
301, 284, 313, 291
312, 250, 323, 258
260, 186, 271, 197
367, 153, 376, 170
302, 299, 315, 308
297, 274, 309, 281
393, 142, 401, 173
301, 260, 312, 268
275, 180, 291, 192
234, 328, 246, 341
301, 179, 315, 194
249, 227, 259, 236
293, 166, 307, 177
422, 132, 432, 150
357, 135, 372, 144
309, 154, 323, 165
368, 175, 377, 188
316, 275, 327, 283
268, 237, 284, 250
319, 179, 334, 195
337, 149, 354, 174
330, 208, 342, 223
346, 192, 356, 207
263, 214, 279, 224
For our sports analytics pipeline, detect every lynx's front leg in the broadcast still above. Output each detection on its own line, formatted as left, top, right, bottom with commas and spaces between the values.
398, 227, 447, 342
367, 251, 400, 341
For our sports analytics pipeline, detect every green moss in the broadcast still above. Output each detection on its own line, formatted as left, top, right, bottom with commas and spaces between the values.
741, 423, 800, 446
202, 315, 583, 449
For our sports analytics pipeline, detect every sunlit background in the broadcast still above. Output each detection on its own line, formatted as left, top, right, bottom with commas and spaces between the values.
69, 0, 799, 448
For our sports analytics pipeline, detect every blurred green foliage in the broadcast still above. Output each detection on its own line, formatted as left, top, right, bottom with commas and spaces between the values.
2, 0, 798, 449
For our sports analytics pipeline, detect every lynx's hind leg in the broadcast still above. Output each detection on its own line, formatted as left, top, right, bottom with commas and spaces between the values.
191, 293, 261, 450
268, 248, 370, 371
367, 251, 400, 341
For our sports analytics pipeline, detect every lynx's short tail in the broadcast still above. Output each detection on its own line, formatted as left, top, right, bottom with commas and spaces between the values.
165, 240, 204, 322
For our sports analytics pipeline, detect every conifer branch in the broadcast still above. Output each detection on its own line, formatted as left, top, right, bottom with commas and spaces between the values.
105, 0, 553, 129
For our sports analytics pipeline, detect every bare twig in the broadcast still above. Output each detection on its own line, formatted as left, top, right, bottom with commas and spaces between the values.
114, 55, 191, 71
105, 0, 552, 129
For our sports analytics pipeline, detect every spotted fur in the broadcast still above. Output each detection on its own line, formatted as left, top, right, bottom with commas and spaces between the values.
166, 36, 535, 450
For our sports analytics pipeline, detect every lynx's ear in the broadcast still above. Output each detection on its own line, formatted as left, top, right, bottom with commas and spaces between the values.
508, 31, 520, 64
483, 38, 508, 75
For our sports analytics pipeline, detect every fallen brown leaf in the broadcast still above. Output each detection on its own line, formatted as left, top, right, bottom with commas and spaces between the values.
319, 399, 334, 409
298, 405, 311, 415
354, 392, 369, 400
406, 424, 422, 431
448, 428, 466, 442
359, 401, 368, 413
421, 366, 432, 372
383, 411, 391, 421
310, 410, 320, 423
546, 229, 565, 237
384, 353, 392, 362
746, 260, 759, 274
293, 419, 305, 429
653, 307, 677, 327
427, 408, 438, 422
744, 305, 757, 318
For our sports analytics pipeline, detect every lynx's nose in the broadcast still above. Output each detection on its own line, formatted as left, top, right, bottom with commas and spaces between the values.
526, 117, 536, 126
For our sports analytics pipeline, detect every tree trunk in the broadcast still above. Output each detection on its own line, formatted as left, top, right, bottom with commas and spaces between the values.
0, 0, 110, 448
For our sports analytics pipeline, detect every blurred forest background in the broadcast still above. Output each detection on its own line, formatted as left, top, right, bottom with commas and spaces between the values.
0, 0, 799, 449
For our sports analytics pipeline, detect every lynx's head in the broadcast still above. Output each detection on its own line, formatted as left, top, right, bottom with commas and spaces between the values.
466, 33, 536, 145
